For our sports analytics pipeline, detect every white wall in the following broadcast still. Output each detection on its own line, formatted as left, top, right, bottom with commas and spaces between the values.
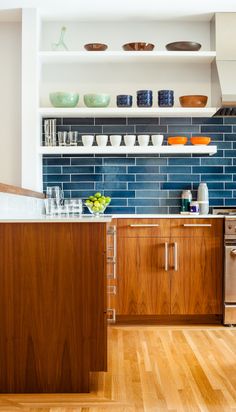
0, 22, 21, 186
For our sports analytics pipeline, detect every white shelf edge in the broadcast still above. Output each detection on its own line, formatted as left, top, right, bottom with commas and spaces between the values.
38, 50, 216, 64
38, 107, 218, 118
38, 145, 217, 156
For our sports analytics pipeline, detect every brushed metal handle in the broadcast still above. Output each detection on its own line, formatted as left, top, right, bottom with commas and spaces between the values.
107, 308, 116, 323
183, 224, 212, 227
107, 225, 117, 279
174, 242, 178, 271
129, 224, 160, 227
165, 242, 169, 271
107, 285, 117, 295
230, 249, 236, 257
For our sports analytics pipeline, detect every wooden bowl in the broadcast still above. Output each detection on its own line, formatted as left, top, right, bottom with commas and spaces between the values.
168, 136, 188, 145
191, 136, 211, 145
84, 43, 108, 51
122, 42, 155, 51
179, 95, 208, 107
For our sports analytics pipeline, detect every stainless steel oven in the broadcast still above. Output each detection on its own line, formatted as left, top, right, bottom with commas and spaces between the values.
224, 218, 236, 325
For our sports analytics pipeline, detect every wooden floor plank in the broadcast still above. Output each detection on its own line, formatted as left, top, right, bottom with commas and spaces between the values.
0, 326, 236, 411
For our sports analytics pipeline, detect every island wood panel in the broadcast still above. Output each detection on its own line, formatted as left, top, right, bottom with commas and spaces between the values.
170, 235, 223, 315
0, 222, 106, 393
117, 237, 170, 315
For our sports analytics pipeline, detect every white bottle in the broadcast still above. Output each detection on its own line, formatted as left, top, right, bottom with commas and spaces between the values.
197, 183, 209, 215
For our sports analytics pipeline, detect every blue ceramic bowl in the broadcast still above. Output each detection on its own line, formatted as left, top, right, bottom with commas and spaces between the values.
117, 95, 133, 107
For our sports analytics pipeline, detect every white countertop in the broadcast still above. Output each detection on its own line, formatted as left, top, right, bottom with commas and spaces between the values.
111, 214, 224, 219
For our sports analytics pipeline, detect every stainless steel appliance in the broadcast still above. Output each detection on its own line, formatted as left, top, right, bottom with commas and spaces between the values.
213, 207, 236, 325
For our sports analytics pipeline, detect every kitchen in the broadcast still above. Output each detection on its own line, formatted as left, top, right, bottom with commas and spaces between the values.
1, 0, 236, 410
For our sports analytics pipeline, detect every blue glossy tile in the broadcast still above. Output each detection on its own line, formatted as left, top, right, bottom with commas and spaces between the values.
192, 182, 224, 190
233, 159, 236, 165
224, 118, 236, 124
128, 166, 159, 174
209, 198, 224, 206
136, 190, 168, 198
202, 174, 232, 181
62, 166, 94, 174
225, 150, 236, 157
201, 158, 232, 165
169, 206, 181, 214
136, 157, 167, 165
224, 199, 236, 206
136, 174, 167, 181
226, 183, 236, 189
95, 182, 127, 190
192, 117, 223, 124
43, 166, 61, 174
136, 206, 169, 214
225, 167, 236, 173
201, 125, 232, 133
209, 190, 232, 198
57, 125, 71, 132
104, 190, 135, 198
128, 182, 160, 190
95, 117, 126, 125
160, 117, 191, 125
192, 133, 224, 141
135, 125, 167, 133
70, 190, 96, 198
63, 190, 71, 198
168, 174, 200, 182
104, 174, 135, 182
71, 174, 102, 182
107, 198, 127, 206
160, 198, 181, 206
106, 206, 135, 214
128, 117, 160, 124
168, 125, 200, 133
168, 158, 200, 165
192, 166, 223, 174
64, 183, 94, 190
160, 166, 191, 173
45, 174, 70, 182
71, 158, 102, 165
43, 157, 70, 165
215, 142, 232, 149
95, 166, 127, 174
128, 198, 160, 206
224, 134, 236, 141
71, 125, 102, 133
103, 157, 135, 165
161, 183, 191, 190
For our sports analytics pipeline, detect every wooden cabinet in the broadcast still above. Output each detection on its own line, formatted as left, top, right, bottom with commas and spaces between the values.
116, 218, 223, 323
0, 222, 107, 393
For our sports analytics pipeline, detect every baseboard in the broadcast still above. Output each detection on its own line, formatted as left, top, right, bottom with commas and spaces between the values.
115, 314, 223, 325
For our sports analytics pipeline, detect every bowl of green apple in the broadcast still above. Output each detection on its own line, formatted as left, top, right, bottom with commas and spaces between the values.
84, 192, 111, 216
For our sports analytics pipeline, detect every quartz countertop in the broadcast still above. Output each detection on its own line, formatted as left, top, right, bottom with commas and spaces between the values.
0, 214, 113, 223
111, 214, 224, 219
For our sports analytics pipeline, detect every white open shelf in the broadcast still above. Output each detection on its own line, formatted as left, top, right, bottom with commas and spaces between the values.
39, 107, 218, 118
39, 51, 216, 64
38, 145, 217, 156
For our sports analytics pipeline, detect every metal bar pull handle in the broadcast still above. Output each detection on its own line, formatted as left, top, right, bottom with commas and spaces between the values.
174, 242, 178, 271
129, 224, 160, 227
183, 224, 212, 227
107, 308, 116, 323
107, 225, 117, 279
230, 249, 236, 257
164, 242, 169, 271
107, 285, 117, 295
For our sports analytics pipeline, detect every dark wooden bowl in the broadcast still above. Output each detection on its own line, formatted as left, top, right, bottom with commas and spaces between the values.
166, 41, 201, 51
84, 43, 108, 51
122, 42, 155, 51
179, 95, 208, 107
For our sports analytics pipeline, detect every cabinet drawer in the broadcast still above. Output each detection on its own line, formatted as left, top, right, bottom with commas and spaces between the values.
117, 219, 170, 237
170, 218, 223, 238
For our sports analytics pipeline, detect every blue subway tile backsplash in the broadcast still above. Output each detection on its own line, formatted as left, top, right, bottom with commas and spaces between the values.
43, 117, 236, 214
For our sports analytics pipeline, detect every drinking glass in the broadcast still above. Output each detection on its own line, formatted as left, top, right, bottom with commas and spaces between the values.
45, 198, 58, 215
58, 131, 68, 146
68, 131, 78, 146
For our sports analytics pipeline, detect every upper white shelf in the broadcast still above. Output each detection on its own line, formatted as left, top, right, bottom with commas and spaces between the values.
38, 145, 217, 156
39, 51, 216, 64
39, 107, 218, 118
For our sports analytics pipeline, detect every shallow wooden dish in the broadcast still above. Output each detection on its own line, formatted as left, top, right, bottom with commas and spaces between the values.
179, 95, 208, 107
166, 41, 201, 51
122, 42, 155, 51
84, 43, 108, 51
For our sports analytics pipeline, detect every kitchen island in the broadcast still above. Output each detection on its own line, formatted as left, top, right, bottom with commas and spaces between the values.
0, 217, 111, 393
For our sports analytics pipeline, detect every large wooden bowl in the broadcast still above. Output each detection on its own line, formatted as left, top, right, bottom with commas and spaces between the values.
179, 95, 208, 107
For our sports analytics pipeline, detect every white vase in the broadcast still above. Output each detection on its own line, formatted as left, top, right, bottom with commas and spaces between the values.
110, 135, 122, 146
151, 134, 163, 146
96, 135, 108, 146
82, 135, 94, 146
138, 135, 150, 146
124, 135, 136, 146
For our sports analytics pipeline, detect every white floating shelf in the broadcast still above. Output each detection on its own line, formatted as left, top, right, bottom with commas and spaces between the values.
39, 51, 216, 64
39, 107, 218, 118
38, 145, 217, 156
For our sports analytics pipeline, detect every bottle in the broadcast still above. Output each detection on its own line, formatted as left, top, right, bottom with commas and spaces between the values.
197, 183, 209, 215
181, 190, 192, 212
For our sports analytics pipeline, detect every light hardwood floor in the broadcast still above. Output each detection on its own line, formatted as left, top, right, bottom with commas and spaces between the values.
0, 326, 236, 411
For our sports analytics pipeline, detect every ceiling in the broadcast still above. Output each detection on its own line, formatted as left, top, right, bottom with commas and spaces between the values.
1, 0, 236, 21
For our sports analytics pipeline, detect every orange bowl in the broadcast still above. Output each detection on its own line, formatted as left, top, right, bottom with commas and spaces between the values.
168, 136, 188, 145
191, 136, 211, 145
179, 95, 208, 107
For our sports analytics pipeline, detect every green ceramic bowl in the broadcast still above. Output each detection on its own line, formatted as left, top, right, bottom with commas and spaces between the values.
83, 93, 110, 108
49, 92, 79, 108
